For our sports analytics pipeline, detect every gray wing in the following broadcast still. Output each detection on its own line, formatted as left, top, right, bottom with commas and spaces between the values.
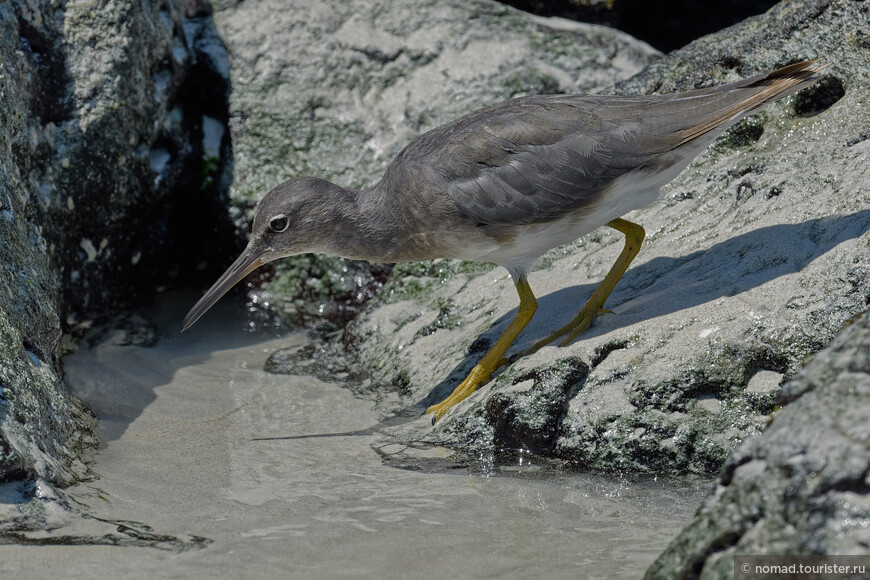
390, 63, 818, 225
423, 96, 644, 225
392, 93, 695, 225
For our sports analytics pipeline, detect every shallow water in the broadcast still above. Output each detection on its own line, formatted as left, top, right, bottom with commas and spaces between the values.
0, 294, 707, 579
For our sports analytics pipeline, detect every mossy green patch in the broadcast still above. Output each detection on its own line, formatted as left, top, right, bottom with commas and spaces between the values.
378, 260, 494, 305
711, 114, 766, 152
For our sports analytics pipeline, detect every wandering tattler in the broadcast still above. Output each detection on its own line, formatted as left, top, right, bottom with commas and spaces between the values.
183, 60, 824, 421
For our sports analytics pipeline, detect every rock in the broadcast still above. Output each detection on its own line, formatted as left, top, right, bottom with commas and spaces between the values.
346, 0, 869, 474
212, 0, 660, 329
0, 0, 233, 490
264, 340, 383, 399
646, 308, 870, 578
485, 357, 589, 454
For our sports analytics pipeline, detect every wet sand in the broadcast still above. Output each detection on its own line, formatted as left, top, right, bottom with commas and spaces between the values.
0, 295, 706, 579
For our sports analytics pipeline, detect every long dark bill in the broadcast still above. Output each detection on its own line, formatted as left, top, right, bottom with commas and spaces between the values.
181, 249, 265, 332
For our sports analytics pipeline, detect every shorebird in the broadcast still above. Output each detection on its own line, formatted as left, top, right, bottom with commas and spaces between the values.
183, 60, 823, 421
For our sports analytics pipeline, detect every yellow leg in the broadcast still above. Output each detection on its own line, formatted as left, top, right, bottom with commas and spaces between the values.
519, 218, 645, 358
427, 277, 538, 423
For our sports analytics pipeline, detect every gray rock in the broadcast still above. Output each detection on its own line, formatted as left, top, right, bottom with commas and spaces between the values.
485, 356, 589, 454
0, 0, 232, 493
345, 0, 869, 474
646, 307, 870, 578
212, 0, 660, 329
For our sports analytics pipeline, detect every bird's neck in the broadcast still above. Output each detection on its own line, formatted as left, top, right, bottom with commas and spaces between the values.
315, 183, 406, 263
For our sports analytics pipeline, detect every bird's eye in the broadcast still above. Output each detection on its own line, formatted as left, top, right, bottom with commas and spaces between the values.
269, 214, 290, 233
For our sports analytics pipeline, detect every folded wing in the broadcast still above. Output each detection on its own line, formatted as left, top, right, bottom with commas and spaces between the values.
388, 60, 822, 225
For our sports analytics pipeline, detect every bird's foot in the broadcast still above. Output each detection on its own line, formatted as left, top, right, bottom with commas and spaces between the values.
557, 304, 611, 346
426, 364, 493, 424
511, 304, 611, 362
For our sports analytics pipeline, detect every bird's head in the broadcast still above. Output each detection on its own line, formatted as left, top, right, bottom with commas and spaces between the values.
182, 176, 350, 331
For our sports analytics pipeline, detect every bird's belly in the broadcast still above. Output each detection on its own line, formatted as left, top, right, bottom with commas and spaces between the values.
469, 214, 602, 267
466, 183, 661, 269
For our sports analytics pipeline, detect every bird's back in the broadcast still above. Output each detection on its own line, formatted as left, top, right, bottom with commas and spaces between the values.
381, 61, 823, 228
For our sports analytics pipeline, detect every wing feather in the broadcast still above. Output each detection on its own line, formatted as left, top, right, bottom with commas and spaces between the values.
378, 61, 823, 226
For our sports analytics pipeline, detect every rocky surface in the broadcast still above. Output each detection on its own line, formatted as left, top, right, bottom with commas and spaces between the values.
0, 0, 233, 524
336, 0, 868, 474
646, 308, 870, 578
212, 0, 660, 329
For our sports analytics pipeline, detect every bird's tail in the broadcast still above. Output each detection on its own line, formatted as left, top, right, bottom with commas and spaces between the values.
677, 59, 827, 145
